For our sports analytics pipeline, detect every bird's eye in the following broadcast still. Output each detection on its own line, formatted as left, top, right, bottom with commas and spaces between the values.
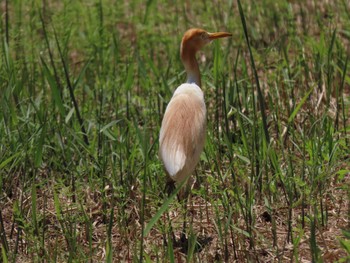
200, 32, 207, 40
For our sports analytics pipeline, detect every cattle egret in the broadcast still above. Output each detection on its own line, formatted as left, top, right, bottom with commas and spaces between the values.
159, 28, 231, 245
159, 28, 232, 188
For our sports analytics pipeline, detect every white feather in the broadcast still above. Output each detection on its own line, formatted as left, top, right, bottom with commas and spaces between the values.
159, 83, 206, 182
159, 144, 186, 177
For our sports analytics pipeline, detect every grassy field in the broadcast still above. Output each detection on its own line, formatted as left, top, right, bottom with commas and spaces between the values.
1, 0, 350, 262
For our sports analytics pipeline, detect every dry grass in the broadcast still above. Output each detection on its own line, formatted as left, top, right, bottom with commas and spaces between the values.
0, 0, 349, 262
2, 171, 349, 262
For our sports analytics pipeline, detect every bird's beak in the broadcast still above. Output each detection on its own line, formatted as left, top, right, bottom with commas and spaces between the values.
208, 32, 232, 40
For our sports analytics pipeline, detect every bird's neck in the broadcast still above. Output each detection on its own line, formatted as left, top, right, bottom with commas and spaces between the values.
181, 48, 201, 87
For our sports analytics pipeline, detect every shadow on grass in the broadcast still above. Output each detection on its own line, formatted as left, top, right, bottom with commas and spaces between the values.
175, 235, 214, 254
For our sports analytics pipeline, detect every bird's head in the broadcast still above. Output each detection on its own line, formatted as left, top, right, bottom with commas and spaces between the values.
180, 28, 232, 60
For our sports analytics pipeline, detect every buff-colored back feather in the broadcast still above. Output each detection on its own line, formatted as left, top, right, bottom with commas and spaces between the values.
159, 83, 206, 182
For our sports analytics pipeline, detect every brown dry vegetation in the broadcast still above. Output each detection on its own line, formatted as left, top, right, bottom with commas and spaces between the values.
2, 172, 349, 262
0, 0, 349, 262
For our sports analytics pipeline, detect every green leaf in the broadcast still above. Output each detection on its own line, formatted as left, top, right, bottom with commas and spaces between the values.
0, 152, 20, 170
41, 57, 66, 116
125, 63, 134, 91
35, 125, 46, 168
73, 59, 91, 89
288, 87, 313, 124
65, 107, 75, 124
1, 244, 8, 263
31, 184, 38, 235
100, 120, 122, 132
143, 178, 187, 237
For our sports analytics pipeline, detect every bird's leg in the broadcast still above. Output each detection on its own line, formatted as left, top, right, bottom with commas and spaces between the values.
163, 177, 177, 246
165, 177, 176, 197
180, 198, 188, 244
180, 180, 191, 244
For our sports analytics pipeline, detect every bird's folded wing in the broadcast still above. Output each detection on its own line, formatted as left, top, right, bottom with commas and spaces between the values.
159, 93, 206, 178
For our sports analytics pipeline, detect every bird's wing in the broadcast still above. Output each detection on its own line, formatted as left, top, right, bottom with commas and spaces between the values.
159, 92, 206, 179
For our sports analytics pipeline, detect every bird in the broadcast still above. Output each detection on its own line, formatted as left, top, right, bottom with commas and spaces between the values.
159, 28, 232, 189
158, 28, 231, 244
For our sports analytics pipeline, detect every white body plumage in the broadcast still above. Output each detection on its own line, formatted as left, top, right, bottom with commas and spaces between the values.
159, 83, 206, 183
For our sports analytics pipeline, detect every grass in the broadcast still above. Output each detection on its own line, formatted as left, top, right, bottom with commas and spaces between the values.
0, 0, 349, 262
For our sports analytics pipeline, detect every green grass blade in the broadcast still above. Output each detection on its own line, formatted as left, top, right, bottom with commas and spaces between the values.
105, 239, 112, 263
167, 236, 175, 263
0, 211, 9, 258
40, 57, 66, 116
53, 26, 89, 146
34, 125, 46, 168
1, 244, 8, 263
237, 0, 270, 143
288, 86, 313, 124
186, 230, 197, 263
143, 178, 187, 237
0, 152, 20, 170
31, 184, 38, 236
73, 59, 91, 89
